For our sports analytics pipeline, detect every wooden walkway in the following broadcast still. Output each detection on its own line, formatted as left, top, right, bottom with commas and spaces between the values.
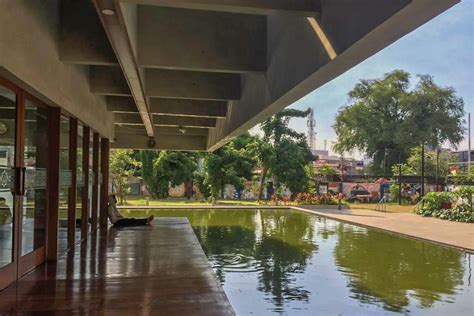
0, 218, 234, 315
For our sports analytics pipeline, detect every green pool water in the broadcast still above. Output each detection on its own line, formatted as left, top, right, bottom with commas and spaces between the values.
121, 208, 473, 315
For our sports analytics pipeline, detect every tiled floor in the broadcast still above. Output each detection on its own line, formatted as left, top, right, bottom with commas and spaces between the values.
0, 218, 234, 315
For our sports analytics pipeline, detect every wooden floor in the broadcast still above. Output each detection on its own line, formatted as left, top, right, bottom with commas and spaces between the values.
0, 218, 235, 315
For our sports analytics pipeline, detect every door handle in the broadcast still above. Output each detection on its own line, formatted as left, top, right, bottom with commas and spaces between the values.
14, 167, 26, 196
21, 167, 26, 196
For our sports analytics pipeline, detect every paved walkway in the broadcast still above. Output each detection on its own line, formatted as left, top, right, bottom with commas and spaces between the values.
293, 206, 474, 253
0, 218, 234, 315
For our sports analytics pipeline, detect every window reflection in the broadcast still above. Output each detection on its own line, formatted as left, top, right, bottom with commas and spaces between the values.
21, 98, 48, 256
0, 85, 16, 268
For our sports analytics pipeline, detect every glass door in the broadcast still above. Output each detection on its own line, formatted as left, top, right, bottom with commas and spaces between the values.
18, 94, 49, 276
0, 80, 19, 290
0, 77, 50, 290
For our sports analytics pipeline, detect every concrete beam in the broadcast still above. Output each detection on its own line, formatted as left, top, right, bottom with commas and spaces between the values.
115, 125, 209, 136
109, 96, 227, 117
113, 133, 207, 150
60, 0, 117, 66
138, 7, 266, 73
123, 0, 321, 16
92, 0, 155, 137
115, 113, 216, 128
90, 66, 131, 96
150, 98, 227, 118
155, 126, 209, 136
145, 69, 241, 101
154, 115, 217, 128
107, 96, 137, 112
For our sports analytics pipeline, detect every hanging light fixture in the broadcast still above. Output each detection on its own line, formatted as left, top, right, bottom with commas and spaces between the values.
178, 126, 187, 134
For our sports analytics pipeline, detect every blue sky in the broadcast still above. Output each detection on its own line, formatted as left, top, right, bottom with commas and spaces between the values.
285, 1, 474, 158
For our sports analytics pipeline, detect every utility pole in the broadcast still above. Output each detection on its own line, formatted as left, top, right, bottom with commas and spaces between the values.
307, 108, 316, 151
468, 112, 471, 172
338, 154, 344, 210
398, 163, 402, 205
421, 142, 425, 197
436, 147, 440, 192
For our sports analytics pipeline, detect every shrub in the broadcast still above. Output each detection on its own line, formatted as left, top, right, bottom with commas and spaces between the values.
415, 192, 452, 216
389, 184, 399, 202
295, 192, 340, 205
416, 187, 473, 222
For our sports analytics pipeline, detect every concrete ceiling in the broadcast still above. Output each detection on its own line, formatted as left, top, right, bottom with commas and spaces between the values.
59, 0, 459, 151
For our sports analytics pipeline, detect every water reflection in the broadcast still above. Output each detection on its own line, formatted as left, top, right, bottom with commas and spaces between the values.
333, 224, 466, 313
154, 209, 317, 311
134, 209, 473, 315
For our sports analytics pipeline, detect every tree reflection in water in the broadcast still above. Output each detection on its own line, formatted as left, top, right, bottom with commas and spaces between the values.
333, 223, 465, 313
187, 209, 317, 310
147, 209, 471, 314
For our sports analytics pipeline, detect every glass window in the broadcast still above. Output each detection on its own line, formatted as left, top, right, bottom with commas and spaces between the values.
21, 98, 48, 256
88, 132, 93, 228
58, 115, 70, 255
0, 84, 16, 267
97, 136, 101, 225
76, 124, 83, 242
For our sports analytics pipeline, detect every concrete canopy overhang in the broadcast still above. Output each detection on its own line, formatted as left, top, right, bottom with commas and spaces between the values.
1, 0, 458, 150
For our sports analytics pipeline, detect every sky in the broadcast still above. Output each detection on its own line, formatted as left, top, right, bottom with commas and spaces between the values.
276, 0, 473, 159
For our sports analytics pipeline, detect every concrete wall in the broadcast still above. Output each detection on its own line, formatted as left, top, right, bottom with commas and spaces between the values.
0, 0, 115, 139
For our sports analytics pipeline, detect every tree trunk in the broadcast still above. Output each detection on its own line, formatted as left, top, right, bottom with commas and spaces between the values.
258, 166, 268, 200
184, 180, 193, 199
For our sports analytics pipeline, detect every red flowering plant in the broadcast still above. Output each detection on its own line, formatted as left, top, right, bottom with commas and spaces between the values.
295, 192, 340, 205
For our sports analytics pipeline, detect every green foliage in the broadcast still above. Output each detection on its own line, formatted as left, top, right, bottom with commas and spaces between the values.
261, 108, 310, 144
416, 188, 473, 222
109, 149, 141, 204
447, 166, 474, 185
271, 139, 315, 195
398, 74, 465, 149
305, 164, 316, 194
139, 150, 160, 198
334, 70, 465, 174
258, 108, 315, 197
151, 151, 197, 198
317, 164, 337, 176
247, 135, 275, 200
202, 135, 256, 199
389, 184, 400, 203
194, 172, 211, 198
391, 147, 456, 177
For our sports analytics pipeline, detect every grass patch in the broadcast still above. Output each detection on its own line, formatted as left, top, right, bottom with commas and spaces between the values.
122, 196, 263, 206
349, 202, 415, 213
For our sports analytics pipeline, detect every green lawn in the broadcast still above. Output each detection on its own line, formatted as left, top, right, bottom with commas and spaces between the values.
349, 202, 416, 213
122, 196, 264, 206
122, 196, 411, 211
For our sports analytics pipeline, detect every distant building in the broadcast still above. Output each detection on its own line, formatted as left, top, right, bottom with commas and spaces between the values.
452, 150, 473, 172
311, 149, 364, 176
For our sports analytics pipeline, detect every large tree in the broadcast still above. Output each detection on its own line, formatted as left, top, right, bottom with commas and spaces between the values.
202, 134, 255, 200
257, 108, 315, 198
109, 149, 141, 205
139, 150, 160, 198
152, 151, 197, 198
333, 70, 465, 174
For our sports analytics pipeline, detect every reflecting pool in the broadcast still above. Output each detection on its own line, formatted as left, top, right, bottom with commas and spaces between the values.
122, 209, 473, 315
